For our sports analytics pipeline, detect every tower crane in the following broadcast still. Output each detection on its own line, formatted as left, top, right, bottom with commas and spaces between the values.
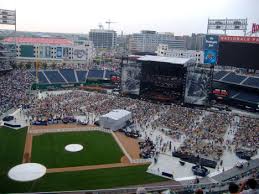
105, 19, 116, 30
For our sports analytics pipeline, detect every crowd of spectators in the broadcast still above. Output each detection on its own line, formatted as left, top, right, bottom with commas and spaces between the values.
0, 70, 32, 116
0, 65, 258, 161
179, 113, 233, 160
0, 61, 13, 71
233, 116, 259, 152
27, 90, 259, 160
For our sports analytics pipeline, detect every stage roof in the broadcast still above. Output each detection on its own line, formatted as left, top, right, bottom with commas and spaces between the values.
2, 37, 73, 45
138, 55, 193, 65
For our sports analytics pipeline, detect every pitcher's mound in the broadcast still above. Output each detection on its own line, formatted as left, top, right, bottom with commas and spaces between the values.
65, 144, 83, 152
8, 163, 46, 182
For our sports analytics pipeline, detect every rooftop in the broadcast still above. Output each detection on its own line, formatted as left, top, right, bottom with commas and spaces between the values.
102, 109, 131, 120
138, 55, 193, 65
2, 37, 73, 45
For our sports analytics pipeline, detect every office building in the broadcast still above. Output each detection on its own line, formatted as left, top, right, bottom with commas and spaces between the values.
89, 29, 117, 49
129, 30, 186, 53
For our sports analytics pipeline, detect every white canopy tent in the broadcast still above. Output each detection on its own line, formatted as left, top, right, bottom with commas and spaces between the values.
99, 109, 132, 131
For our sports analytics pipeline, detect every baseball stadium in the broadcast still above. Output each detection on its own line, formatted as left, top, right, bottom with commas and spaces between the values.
0, 6, 259, 194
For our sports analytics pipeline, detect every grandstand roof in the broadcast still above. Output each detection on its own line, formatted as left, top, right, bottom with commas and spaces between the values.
138, 55, 193, 65
2, 37, 73, 45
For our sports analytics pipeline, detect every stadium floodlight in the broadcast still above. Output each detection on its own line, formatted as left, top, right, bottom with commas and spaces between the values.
207, 18, 248, 35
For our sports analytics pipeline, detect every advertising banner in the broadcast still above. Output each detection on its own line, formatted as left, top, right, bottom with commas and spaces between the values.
204, 35, 219, 50
220, 36, 259, 44
63, 47, 70, 59
121, 63, 141, 95
73, 46, 87, 60
204, 49, 217, 65
45, 46, 51, 58
56, 47, 62, 58
38, 46, 44, 58
184, 66, 212, 105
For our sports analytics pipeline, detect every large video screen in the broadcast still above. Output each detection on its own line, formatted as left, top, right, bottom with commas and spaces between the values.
121, 62, 141, 95
218, 42, 259, 69
184, 66, 212, 105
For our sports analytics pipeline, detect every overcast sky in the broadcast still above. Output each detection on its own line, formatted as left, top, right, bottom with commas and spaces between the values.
0, 0, 259, 35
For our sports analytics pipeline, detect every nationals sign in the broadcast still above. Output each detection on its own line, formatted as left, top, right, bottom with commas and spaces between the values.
252, 23, 259, 34
220, 36, 259, 44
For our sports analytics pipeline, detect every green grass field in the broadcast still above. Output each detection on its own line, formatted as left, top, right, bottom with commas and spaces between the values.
0, 127, 167, 193
32, 131, 124, 168
0, 164, 166, 193
0, 127, 27, 176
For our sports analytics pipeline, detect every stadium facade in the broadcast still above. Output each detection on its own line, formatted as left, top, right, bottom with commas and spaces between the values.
0, 37, 95, 67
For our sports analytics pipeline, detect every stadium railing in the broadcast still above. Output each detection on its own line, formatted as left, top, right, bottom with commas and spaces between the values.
16, 178, 259, 194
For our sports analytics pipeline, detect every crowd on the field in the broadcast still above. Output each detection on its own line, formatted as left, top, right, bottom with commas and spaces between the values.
1, 75, 258, 160
27, 90, 259, 160
0, 70, 32, 116
233, 116, 259, 151
179, 112, 233, 160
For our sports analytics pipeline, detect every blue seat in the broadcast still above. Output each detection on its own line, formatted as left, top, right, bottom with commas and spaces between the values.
30, 71, 36, 77
222, 72, 246, 84
105, 70, 116, 79
234, 92, 259, 103
242, 77, 259, 89
87, 70, 104, 79
228, 90, 239, 98
44, 71, 66, 83
59, 69, 76, 83
76, 71, 87, 82
38, 72, 49, 84
213, 71, 229, 80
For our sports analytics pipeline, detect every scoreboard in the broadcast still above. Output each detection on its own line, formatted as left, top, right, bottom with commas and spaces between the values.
218, 36, 259, 69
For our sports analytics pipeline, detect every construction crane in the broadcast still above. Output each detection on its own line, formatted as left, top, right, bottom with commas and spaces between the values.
105, 19, 116, 30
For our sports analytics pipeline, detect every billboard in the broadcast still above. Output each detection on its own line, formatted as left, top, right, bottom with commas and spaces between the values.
204, 49, 218, 65
204, 35, 219, 50
207, 18, 247, 33
0, 9, 16, 25
220, 36, 259, 44
218, 36, 259, 69
45, 46, 51, 58
184, 66, 212, 105
38, 46, 51, 58
20, 45, 34, 58
73, 46, 87, 60
204, 35, 219, 65
63, 47, 70, 59
121, 62, 141, 95
56, 47, 62, 58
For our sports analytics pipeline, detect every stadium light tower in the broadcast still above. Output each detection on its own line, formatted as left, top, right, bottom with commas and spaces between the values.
105, 19, 116, 30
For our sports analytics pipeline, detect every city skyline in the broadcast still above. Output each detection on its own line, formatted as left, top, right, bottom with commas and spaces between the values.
0, 0, 259, 35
